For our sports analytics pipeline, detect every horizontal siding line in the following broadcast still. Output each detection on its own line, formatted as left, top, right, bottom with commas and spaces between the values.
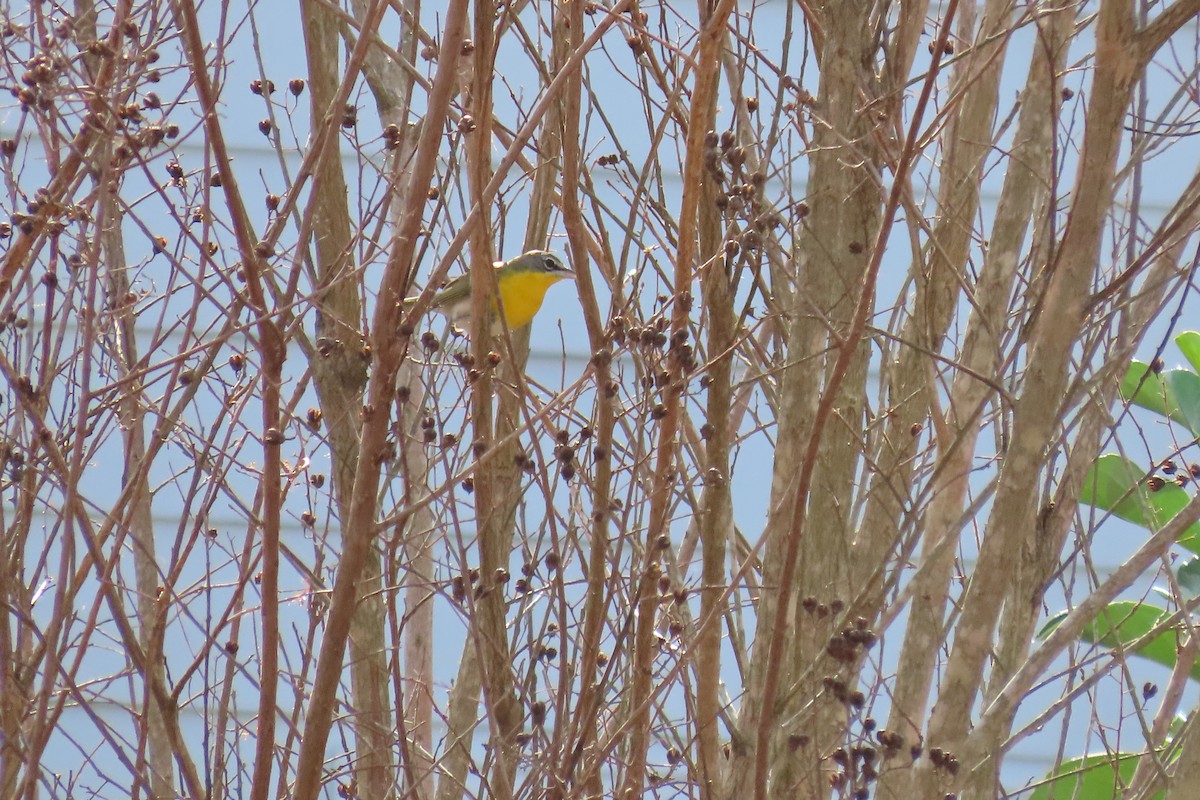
0, 127, 1184, 217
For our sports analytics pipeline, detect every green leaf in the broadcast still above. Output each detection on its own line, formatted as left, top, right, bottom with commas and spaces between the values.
1163, 369, 1200, 435
1028, 751, 1150, 800
1120, 361, 1200, 436
1038, 609, 1068, 640
1177, 556, 1200, 600
1039, 600, 1199, 681
1121, 361, 1174, 418
1081, 454, 1200, 554
1175, 331, 1200, 374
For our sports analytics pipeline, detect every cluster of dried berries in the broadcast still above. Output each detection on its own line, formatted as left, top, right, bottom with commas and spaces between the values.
450, 567, 481, 602
703, 130, 782, 257
418, 414, 437, 445
553, 428, 578, 481
514, 556, 539, 596
4, 19, 187, 263
928, 746, 960, 776
801, 595, 846, 618
780, 74, 816, 116
383, 124, 403, 150
825, 616, 878, 665
790, 705, 908, 798
606, 313, 699, 403
512, 450, 537, 476
828, 743, 881, 798
1150, 458, 1200, 490
666, 327, 697, 373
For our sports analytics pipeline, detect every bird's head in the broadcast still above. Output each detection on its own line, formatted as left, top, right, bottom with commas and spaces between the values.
503, 250, 575, 281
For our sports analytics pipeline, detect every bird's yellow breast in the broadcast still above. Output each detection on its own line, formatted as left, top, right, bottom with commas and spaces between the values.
494, 270, 566, 329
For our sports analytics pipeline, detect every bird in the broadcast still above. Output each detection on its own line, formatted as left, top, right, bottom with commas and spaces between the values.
404, 250, 575, 331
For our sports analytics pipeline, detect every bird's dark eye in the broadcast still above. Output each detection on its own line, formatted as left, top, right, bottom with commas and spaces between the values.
543, 256, 560, 271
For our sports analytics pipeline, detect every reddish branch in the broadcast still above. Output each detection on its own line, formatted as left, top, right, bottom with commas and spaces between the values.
167, 3, 292, 798
555, 0, 621, 791
628, 1, 736, 798
750, 4, 959, 799
0, 0, 135, 306
290, 0, 470, 795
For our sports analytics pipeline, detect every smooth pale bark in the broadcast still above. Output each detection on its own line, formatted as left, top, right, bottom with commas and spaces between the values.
730, 5, 885, 798
854, 0, 1017, 599
877, 3, 1073, 795
297, 2, 393, 798
913, 2, 1192, 797
291, 0, 471, 794
346, 2, 434, 795
102, 173, 175, 800
974, 157, 1200, 800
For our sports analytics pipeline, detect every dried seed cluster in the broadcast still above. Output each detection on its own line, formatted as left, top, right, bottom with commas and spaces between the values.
825, 616, 878, 665
703, 129, 782, 256
4, 17, 183, 258
1151, 457, 1199, 490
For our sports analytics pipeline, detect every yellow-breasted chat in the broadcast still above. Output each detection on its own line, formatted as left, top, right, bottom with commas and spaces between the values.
404, 250, 575, 331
